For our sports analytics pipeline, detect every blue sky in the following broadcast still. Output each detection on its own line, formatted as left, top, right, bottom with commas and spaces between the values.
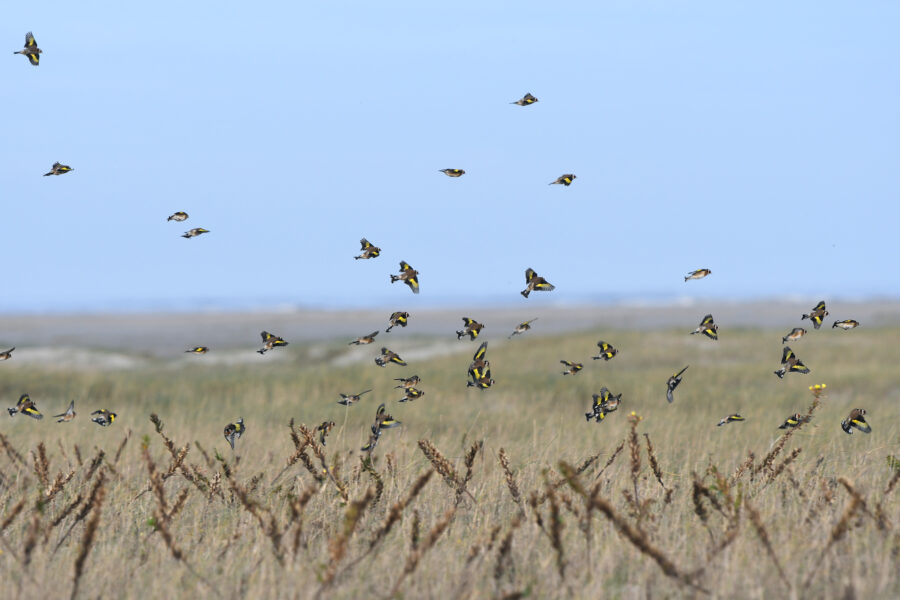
3, 2, 898, 312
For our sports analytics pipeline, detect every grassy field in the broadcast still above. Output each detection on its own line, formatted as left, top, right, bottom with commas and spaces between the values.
0, 324, 898, 599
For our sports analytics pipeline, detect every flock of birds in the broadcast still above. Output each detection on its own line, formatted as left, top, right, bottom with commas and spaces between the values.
8, 32, 874, 451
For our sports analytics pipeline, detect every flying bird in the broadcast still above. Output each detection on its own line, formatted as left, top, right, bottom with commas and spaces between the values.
375, 347, 407, 367
508, 318, 537, 339
439, 169, 465, 177
0, 347, 14, 361
258, 331, 289, 354
717, 414, 744, 426
467, 366, 495, 390
778, 413, 811, 429
592, 341, 618, 361
362, 403, 401, 452
456, 318, 484, 341
549, 174, 576, 186
91, 409, 117, 427
53, 400, 76, 423
182, 228, 209, 238
7, 394, 42, 419
560, 360, 583, 376
841, 409, 871, 434
511, 93, 538, 106
801, 301, 829, 330
467, 341, 489, 382
684, 269, 711, 282
390, 261, 420, 294
782, 327, 807, 344
167, 212, 189, 222
691, 314, 718, 340
833, 319, 859, 330
337, 389, 372, 406
399, 387, 425, 402
666, 366, 689, 403
43, 162, 73, 176
774, 346, 810, 379
585, 388, 622, 423
349, 331, 379, 345
224, 418, 245, 450
386, 311, 409, 332
14, 32, 41, 66
185, 346, 208, 355
394, 375, 421, 389
355, 238, 381, 260
317, 421, 335, 446
521, 268, 555, 298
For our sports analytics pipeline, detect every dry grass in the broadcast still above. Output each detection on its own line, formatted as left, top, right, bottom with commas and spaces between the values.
0, 325, 897, 599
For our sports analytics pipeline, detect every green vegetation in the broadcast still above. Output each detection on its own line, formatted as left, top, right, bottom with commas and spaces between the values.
0, 326, 897, 598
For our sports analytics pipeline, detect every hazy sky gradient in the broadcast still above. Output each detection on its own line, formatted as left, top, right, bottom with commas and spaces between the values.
3, 2, 898, 312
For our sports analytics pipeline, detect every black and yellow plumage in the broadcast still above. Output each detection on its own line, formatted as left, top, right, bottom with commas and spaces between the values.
778, 413, 811, 429
375, 347, 407, 367
833, 319, 859, 330
511, 93, 538, 106
394, 375, 421, 389
690, 314, 718, 340
521, 268, 555, 298
362, 403, 401, 452
841, 409, 871, 434
185, 346, 208, 355
801, 301, 829, 330
717, 414, 744, 426
666, 366, 689, 403
355, 238, 381, 260
224, 417, 245, 449
399, 387, 425, 403
585, 387, 621, 423
467, 341, 489, 382
467, 364, 495, 390
774, 346, 810, 378
43, 162, 73, 176
508, 318, 537, 339
439, 169, 465, 177
14, 32, 41, 66
91, 409, 117, 427
560, 360, 583, 375
317, 421, 335, 446
456, 317, 484, 341
386, 311, 409, 332
167, 211, 189, 222
258, 331, 289, 354
592, 340, 618, 361
182, 228, 209, 238
8, 393, 43, 420
390, 261, 420, 294
549, 174, 576, 186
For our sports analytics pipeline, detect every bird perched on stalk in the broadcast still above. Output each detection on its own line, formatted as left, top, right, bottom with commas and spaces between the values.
666, 366, 689, 403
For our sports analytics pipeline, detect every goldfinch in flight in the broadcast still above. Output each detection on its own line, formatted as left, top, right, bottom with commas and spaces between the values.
182, 228, 210, 238
91, 409, 116, 427
386, 311, 409, 333
549, 174, 576, 186
778, 413, 811, 429
511, 93, 538, 106
224, 418, 245, 449
362, 403, 402, 452
717, 414, 744, 426
43, 162, 73, 176
394, 375, 421, 389
390, 261, 420, 294
841, 409, 871, 434
8, 394, 43, 419
317, 420, 335, 446
467, 365, 495, 390
456, 318, 484, 341
832, 319, 859, 330
801, 301, 828, 330
257, 331, 289, 354
684, 269, 711, 282
585, 387, 622, 423
782, 327, 806, 344
666, 366, 688, 403
0, 347, 14, 361
349, 331, 379, 345
439, 169, 465, 177
774, 346, 810, 378
375, 347, 407, 367
355, 238, 381, 260
337, 389, 372, 406
508, 318, 537, 339
14, 32, 41, 66
53, 400, 76, 423
592, 340, 618, 361
521, 268, 555, 298
399, 387, 425, 402
167, 212, 188, 222
691, 314, 718, 340
185, 346, 209, 355
467, 341, 489, 382
560, 360, 583, 375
